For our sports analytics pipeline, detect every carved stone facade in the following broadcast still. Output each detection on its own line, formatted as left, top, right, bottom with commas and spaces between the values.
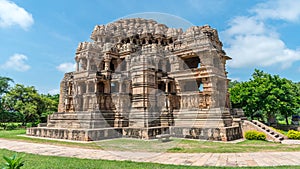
27, 18, 242, 141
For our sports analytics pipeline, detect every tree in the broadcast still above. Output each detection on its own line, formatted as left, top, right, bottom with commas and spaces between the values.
3, 84, 42, 125
39, 94, 59, 122
230, 78, 264, 120
0, 76, 13, 95
2, 84, 59, 125
0, 76, 13, 124
271, 77, 299, 125
228, 80, 240, 89
230, 69, 299, 125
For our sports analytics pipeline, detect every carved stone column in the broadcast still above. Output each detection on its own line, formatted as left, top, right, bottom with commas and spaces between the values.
104, 54, 111, 71
119, 81, 123, 93
85, 81, 89, 93
165, 81, 169, 110
86, 57, 90, 71
94, 80, 98, 93
76, 61, 79, 72
126, 58, 130, 71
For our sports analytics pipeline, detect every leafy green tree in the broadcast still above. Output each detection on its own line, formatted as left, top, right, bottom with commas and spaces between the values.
39, 94, 59, 122
230, 69, 299, 125
2, 84, 59, 125
228, 80, 240, 89
0, 76, 13, 124
0, 77, 13, 95
230, 78, 264, 120
3, 84, 41, 125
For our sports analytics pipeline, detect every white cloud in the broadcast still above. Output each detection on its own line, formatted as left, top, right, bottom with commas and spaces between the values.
56, 62, 75, 72
224, 17, 267, 38
48, 89, 60, 95
0, 0, 34, 30
222, 0, 300, 69
251, 0, 300, 22
0, 54, 30, 71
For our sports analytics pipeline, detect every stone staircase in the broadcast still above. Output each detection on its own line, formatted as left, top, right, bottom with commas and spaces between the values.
244, 120, 287, 142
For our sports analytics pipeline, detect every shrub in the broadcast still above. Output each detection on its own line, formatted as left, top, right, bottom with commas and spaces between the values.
287, 130, 300, 140
256, 133, 266, 140
245, 130, 266, 140
25, 123, 32, 128
5, 124, 17, 130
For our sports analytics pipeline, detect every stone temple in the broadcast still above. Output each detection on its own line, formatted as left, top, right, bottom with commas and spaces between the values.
27, 18, 243, 141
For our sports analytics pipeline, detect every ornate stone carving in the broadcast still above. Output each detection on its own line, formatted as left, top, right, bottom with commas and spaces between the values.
27, 18, 242, 141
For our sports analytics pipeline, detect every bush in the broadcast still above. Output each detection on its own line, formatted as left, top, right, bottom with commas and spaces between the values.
256, 132, 266, 140
6, 124, 18, 130
287, 130, 300, 140
245, 130, 266, 140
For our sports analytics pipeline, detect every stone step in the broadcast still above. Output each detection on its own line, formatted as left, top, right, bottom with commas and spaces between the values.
246, 120, 287, 143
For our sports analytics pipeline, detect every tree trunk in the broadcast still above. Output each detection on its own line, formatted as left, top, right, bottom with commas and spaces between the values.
267, 113, 271, 126
285, 114, 289, 125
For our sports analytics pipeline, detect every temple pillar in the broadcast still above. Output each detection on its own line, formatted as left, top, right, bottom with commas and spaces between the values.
76, 61, 79, 72
86, 58, 90, 71
119, 81, 123, 93
104, 57, 111, 71
117, 58, 122, 71
154, 58, 159, 70
126, 60, 130, 71
85, 81, 89, 93
94, 80, 98, 93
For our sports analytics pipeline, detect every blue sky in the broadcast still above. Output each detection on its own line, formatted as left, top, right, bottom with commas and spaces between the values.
0, 0, 300, 94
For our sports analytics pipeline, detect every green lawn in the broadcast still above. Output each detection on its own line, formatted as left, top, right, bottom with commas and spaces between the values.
0, 149, 299, 169
2, 129, 300, 153
96, 138, 300, 153
0, 129, 102, 149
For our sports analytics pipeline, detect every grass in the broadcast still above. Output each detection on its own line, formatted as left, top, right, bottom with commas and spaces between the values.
0, 129, 102, 149
1, 149, 300, 169
167, 139, 300, 153
2, 130, 300, 168
2, 129, 300, 153
95, 138, 300, 153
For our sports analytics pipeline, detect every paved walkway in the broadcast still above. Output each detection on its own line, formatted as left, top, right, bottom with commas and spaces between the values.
1, 139, 300, 167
